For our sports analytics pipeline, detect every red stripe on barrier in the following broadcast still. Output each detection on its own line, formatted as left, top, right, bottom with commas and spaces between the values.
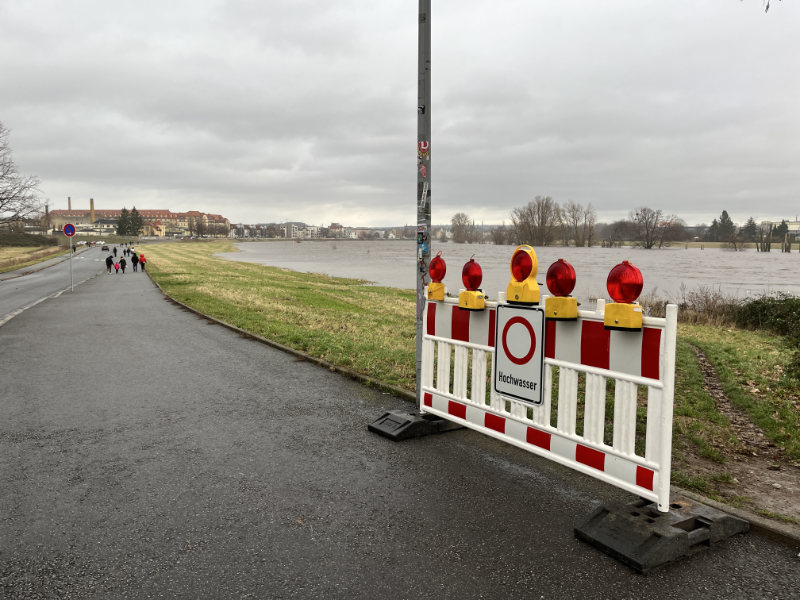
636, 466, 655, 490
526, 427, 551, 450
423, 392, 433, 407
485, 413, 506, 434
451, 307, 470, 342
581, 321, 610, 369
576, 444, 605, 471
641, 327, 661, 380
545, 320, 556, 358
488, 308, 496, 347
448, 401, 467, 420
426, 302, 437, 336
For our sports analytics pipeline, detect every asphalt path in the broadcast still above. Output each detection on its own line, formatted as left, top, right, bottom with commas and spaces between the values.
1, 261, 798, 598
0, 246, 109, 325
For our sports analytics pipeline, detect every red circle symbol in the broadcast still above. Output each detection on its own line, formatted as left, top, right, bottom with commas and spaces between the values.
63, 223, 76, 237
501, 316, 536, 365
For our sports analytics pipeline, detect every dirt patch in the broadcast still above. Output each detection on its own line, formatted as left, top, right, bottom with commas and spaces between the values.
674, 347, 800, 526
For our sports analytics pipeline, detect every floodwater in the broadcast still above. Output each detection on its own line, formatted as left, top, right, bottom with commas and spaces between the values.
223, 240, 800, 306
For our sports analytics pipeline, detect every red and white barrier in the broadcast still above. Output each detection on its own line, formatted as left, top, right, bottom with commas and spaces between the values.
421, 297, 678, 512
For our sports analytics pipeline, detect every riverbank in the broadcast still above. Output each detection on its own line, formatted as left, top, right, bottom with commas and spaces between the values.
142, 240, 800, 527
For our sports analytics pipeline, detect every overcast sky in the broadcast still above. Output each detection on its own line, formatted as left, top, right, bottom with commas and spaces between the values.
2, 1, 798, 227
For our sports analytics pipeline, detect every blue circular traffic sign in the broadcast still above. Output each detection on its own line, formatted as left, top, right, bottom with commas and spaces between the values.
64, 223, 76, 237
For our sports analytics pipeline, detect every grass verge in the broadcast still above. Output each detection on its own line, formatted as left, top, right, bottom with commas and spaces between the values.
0, 245, 68, 273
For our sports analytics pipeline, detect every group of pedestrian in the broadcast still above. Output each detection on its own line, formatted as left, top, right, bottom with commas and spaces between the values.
105, 244, 146, 275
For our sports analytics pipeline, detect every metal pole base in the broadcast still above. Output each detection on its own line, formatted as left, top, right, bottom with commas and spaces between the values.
368, 410, 462, 441
575, 496, 749, 574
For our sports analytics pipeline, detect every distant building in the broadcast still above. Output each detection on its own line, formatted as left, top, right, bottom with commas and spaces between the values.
48, 200, 230, 237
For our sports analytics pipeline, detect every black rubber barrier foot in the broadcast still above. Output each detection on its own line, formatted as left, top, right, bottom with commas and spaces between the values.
368, 410, 463, 441
574, 496, 749, 574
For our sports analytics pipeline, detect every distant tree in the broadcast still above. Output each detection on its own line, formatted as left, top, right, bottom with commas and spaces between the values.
129, 206, 144, 236
660, 217, 689, 246
510, 195, 561, 246
116, 208, 130, 235
717, 210, 737, 243
490, 222, 510, 245
741, 217, 758, 242
629, 207, 663, 249
706, 218, 720, 242
562, 200, 597, 247
1, 122, 41, 225
451, 212, 473, 244
774, 219, 789, 241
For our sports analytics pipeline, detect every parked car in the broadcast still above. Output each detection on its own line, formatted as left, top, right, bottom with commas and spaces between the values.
101, 245, 110, 251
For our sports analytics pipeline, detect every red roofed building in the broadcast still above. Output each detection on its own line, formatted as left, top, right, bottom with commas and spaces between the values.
48, 201, 230, 237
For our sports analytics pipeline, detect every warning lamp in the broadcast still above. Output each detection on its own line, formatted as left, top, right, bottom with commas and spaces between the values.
544, 259, 578, 321
427, 251, 446, 301
458, 257, 485, 311
506, 245, 540, 305
604, 260, 644, 331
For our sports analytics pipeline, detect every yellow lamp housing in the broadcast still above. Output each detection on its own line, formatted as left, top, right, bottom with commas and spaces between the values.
545, 296, 578, 321
427, 282, 445, 301
458, 289, 485, 311
604, 302, 643, 331
506, 245, 540, 305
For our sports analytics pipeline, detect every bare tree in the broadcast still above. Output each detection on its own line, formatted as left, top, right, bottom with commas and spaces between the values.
629, 206, 663, 249
583, 203, 597, 247
510, 195, 561, 246
562, 201, 595, 247
0, 122, 41, 225
490, 222, 510, 245
451, 212, 474, 244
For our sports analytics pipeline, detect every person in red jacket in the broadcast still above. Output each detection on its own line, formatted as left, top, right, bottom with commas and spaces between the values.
139, 254, 146, 272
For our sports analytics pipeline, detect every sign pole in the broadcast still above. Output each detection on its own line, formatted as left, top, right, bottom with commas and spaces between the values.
415, 0, 431, 403
64, 223, 75, 291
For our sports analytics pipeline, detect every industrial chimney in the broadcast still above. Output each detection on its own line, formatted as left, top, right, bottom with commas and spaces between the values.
90, 198, 95, 223
67, 196, 71, 211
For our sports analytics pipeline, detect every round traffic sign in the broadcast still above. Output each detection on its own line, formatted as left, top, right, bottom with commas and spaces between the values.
64, 223, 76, 237
501, 316, 536, 365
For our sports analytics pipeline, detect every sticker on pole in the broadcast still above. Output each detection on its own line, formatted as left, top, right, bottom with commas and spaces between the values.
63, 223, 76, 237
493, 304, 545, 405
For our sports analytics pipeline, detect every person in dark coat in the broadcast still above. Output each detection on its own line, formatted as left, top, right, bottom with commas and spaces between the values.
105, 254, 114, 274
119, 257, 127, 274
131, 253, 139, 272
113, 246, 118, 257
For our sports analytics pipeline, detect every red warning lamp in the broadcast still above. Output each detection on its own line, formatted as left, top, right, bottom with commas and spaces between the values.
506, 245, 540, 305
511, 249, 533, 282
604, 260, 644, 331
458, 257, 485, 310
427, 251, 446, 301
546, 259, 576, 297
545, 259, 578, 320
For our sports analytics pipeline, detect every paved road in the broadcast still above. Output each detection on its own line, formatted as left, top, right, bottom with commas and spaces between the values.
0, 247, 108, 325
1, 265, 798, 598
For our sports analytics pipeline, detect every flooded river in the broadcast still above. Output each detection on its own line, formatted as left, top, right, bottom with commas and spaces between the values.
223, 240, 800, 306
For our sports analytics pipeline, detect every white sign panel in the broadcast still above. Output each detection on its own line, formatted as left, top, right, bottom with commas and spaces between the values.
493, 304, 545, 406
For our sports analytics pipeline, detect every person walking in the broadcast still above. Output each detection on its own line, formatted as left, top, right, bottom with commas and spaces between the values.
105, 254, 114, 274
119, 257, 127, 274
113, 246, 118, 257
114, 261, 120, 274
139, 254, 146, 272
131, 253, 139, 272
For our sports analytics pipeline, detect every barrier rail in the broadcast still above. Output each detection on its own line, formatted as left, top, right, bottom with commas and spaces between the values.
421, 296, 678, 512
